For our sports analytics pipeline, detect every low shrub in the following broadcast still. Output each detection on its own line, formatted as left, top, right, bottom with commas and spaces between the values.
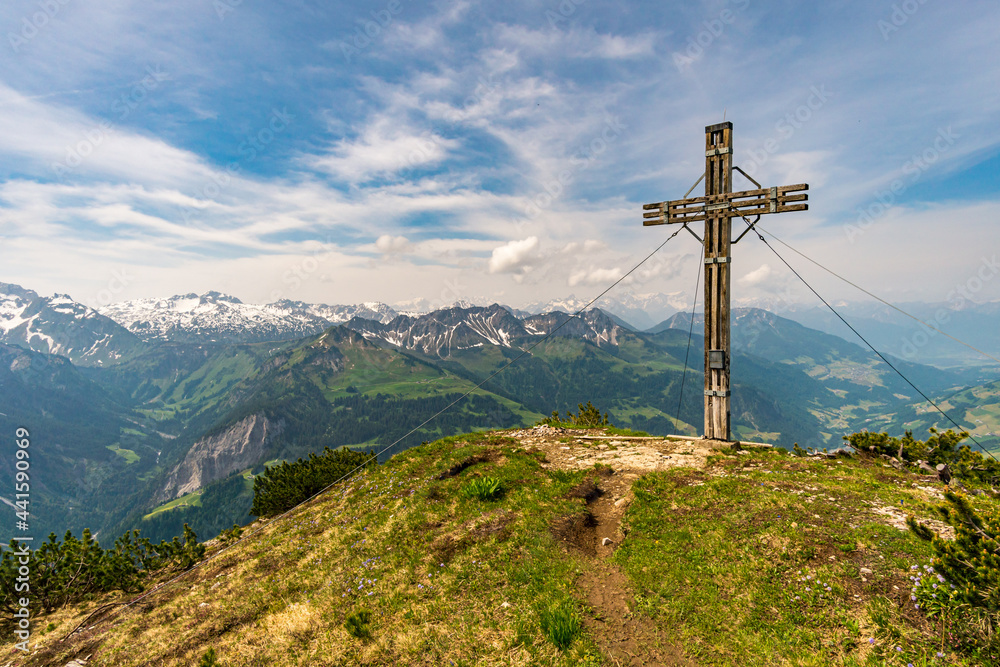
0, 524, 204, 619
909, 491, 1000, 655
537, 401, 611, 428
251, 447, 375, 517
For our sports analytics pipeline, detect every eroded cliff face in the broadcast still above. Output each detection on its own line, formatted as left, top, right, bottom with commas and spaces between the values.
158, 413, 284, 501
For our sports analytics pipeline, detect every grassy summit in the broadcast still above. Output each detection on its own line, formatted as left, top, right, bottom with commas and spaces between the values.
8, 428, 994, 666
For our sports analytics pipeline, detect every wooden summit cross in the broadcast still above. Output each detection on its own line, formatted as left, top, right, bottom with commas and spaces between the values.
642, 122, 809, 441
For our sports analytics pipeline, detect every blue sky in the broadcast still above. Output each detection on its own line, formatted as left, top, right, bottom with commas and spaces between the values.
0, 0, 997, 311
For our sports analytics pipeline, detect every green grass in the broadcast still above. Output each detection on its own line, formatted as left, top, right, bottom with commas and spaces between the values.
539, 601, 582, 650
142, 489, 204, 520
613, 447, 990, 666
106, 443, 140, 464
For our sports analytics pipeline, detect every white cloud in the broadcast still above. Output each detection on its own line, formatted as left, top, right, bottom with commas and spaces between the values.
739, 264, 775, 287
568, 266, 624, 287
1, 0, 1000, 314
488, 236, 541, 274
375, 235, 412, 254
0, 82, 218, 188
310, 116, 456, 182
495, 25, 657, 60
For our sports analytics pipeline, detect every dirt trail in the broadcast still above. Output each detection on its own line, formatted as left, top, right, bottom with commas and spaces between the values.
509, 427, 727, 665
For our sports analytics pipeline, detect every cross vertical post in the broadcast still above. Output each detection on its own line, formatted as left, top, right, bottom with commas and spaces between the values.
641, 122, 809, 442
703, 121, 733, 440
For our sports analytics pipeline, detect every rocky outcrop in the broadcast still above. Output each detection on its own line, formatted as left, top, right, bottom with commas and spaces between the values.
158, 413, 283, 501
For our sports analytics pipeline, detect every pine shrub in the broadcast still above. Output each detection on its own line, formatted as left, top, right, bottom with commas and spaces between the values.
0, 524, 205, 618
846, 428, 1000, 485
909, 492, 1000, 611
909, 491, 1000, 653
538, 401, 611, 428
250, 446, 375, 518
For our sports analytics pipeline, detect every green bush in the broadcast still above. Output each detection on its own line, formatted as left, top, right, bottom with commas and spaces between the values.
539, 601, 581, 650
198, 648, 220, 666
909, 492, 1000, 611
538, 401, 611, 428
0, 524, 204, 618
846, 428, 1000, 485
217, 524, 243, 543
462, 476, 503, 501
909, 492, 1000, 653
250, 447, 376, 518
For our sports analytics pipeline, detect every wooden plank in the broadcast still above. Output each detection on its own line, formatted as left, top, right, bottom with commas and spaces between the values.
662, 202, 809, 224
664, 191, 807, 213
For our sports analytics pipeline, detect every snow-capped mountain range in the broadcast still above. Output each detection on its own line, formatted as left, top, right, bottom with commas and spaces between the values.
0, 282, 639, 365
0, 283, 403, 364
97, 292, 398, 344
6, 280, 1000, 369
343, 303, 627, 358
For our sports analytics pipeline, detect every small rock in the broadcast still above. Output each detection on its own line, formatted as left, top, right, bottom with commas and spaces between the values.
602, 537, 613, 546
860, 567, 873, 575
199, 602, 209, 608
614, 497, 630, 508
500, 601, 511, 609
211, 582, 222, 590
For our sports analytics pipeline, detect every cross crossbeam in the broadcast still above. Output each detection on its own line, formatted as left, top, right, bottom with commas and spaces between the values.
641, 183, 808, 226
642, 122, 810, 441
